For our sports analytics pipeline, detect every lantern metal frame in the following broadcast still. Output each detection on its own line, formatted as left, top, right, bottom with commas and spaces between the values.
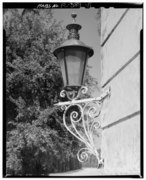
53, 40, 94, 87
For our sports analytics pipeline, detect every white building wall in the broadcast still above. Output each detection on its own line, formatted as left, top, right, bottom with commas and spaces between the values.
100, 8, 142, 175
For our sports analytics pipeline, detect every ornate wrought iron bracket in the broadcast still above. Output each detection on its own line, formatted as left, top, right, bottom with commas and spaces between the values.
55, 86, 111, 167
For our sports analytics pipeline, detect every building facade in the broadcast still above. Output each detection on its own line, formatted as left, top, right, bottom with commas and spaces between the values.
100, 7, 142, 175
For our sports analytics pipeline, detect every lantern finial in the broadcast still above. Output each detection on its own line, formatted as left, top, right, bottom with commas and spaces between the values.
71, 12, 77, 23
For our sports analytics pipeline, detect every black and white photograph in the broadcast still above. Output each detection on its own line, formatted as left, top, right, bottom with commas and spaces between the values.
3, 2, 143, 177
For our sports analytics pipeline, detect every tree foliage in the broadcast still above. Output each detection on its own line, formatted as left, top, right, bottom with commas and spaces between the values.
4, 9, 97, 176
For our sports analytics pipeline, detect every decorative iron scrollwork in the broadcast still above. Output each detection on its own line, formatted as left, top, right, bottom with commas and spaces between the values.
60, 86, 88, 101
55, 86, 111, 167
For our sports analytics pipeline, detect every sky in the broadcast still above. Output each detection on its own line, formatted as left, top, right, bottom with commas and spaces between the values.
53, 8, 101, 86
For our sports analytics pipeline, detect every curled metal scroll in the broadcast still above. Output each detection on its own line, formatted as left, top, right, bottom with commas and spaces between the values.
60, 86, 88, 101
77, 148, 91, 162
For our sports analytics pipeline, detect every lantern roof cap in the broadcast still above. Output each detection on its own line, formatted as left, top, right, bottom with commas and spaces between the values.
53, 13, 94, 58
53, 39, 94, 58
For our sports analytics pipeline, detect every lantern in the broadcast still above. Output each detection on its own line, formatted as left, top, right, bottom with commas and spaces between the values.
53, 13, 94, 88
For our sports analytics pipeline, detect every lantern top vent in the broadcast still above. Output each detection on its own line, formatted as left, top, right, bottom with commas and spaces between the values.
66, 13, 82, 40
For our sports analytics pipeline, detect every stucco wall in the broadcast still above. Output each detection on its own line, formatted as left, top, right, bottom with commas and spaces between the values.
100, 8, 142, 175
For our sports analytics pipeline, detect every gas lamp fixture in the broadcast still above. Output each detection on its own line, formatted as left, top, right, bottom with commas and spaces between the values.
53, 13, 111, 167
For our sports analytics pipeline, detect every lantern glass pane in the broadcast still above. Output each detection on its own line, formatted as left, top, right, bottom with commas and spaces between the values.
57, 51, 67, 86
65, 47, 86, 86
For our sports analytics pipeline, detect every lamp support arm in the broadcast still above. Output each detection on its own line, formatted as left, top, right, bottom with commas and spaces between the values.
55, 87, 111, 107
55, 86, 111, 167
